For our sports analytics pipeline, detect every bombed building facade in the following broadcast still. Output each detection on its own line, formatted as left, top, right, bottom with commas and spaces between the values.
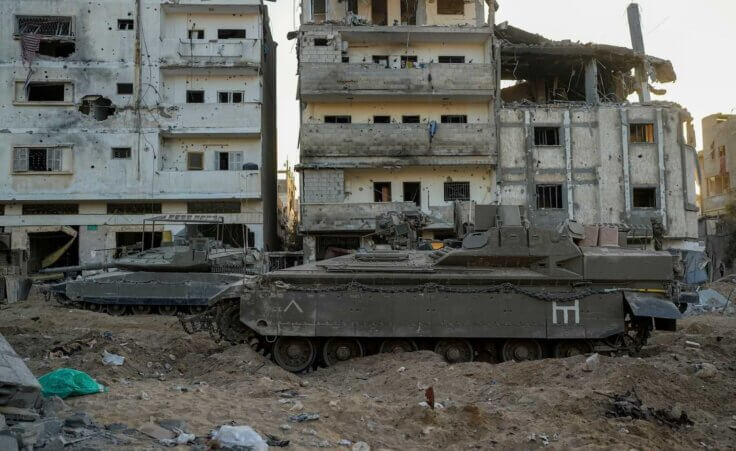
293, 0, 699, 261
0, 0, 277, 273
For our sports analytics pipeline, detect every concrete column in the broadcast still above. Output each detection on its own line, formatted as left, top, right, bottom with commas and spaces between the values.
303, 235, 317, 262
524, 110, 535, 218
585, 59, 599, 105
627, 4, 651, 102
655, 108, 668, 230
563, 111, 574, 220
620, 109, 632, 222
475, 0, 485, 26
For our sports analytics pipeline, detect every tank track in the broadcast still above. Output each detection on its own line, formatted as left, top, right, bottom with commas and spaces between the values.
178, 297, 653, 373
45, 291, 208, 316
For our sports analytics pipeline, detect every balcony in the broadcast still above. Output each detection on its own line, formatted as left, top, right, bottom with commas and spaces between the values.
160, 38, 261, 71
300, 123, 494, 166
160, 103, 261, 137
299, 63, 494, 101
300, 202, 453, 233
154, 170, 261, 200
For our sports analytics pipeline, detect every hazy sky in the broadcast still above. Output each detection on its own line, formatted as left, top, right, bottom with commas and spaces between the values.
267, 0, 736, 170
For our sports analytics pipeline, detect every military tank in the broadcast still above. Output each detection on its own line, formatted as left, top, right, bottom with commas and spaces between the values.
40, 215, 263, 315
185, 209, 691, 372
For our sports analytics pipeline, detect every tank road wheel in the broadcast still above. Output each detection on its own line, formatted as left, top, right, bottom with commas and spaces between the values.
379, 339, 418, 354
86, 303, 102, 313
273, 337, 317, 373
157, 305, 178, 316
434, 339, 474, 364
106, 305, 127, 316
131, 305, 152, 315
501, 339, 543, 362
188, 305, 207, 314
553, 340, 593, 358
323, 338, 364, 367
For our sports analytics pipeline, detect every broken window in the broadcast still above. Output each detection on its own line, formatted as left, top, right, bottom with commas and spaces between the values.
37, 41, 75, 58
536, 184, 563, 209
342, 56, 350, 63
402, 115, 420, 123
312, 0, 327, 22
373, 115, 390, 124
117, 83, 133, 95
314, 38, 329, 46
216, 152, 243, 171
187, 152, 204, 170
107, 203, 162, 214
187, 201, 241, 214
371, 0, 388, 25
27, 83, 65, 102
79, 95, 115, 121
188, 29, 204, 39
403, 182, 421, 207
217, 29, 246, 39
374, 182, 392, 202
16, 16, 73, 36
630, 123, 655, 143
325, 115, 351, 124
444, 182, 470, 201
441, 115, 467, 124
111, 147, 131, 159
401, 0, 417, 25
0, 205, 4, 216
437, 0, 464, 15
633, 187, 657, 208
438, 56, 465, 63
347, 0, 359, 14
186, 90, 205, 103
12, 147, 62, 173
117, 19, 134, 30
372, 55, 389, 68
400, 55, 418, 68
218, 91, 244, 103
534, 127, 560, 146
22, 204, 78, 215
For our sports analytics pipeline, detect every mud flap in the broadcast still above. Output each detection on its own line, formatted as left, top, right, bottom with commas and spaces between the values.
625, 292, 681, 331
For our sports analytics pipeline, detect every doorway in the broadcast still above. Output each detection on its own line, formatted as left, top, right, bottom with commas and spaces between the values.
371, 0, 388, 25
400, 0, 417, 25
403, 182, 421, 207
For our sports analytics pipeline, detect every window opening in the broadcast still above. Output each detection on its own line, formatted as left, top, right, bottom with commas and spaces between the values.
187, 201, 241, 214
107, 203, 161, 214
186, 90, 204, 103
630, 123, 655, 143
217, 29, 246, 39
402, 115, 420, 123
325, 115, 351, 124
373, 115, 390, 124
111, 147, 131, 159
536, 184, 563, 209
438, 56, 465, 63
27, 83, 65, 101
441, 115, 467, 124
444, 182, 470, 201
374, 182, 392, 202
314, 38, 329, 46
534, 127, 560, 146
372, 55, 389, 68
403, 182, 421, 207
187, 152, 204, 170
188, 29, 204, 39
22, 204, 78, 215
371, 0, 388, 25
117, 83, 133, 95
437, 0, 464, 15
401, 0, 417, 25
117, 19, 134, 30
632, 187, 657, 208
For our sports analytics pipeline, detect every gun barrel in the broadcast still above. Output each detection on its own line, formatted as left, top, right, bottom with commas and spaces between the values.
37, 263, 114, 274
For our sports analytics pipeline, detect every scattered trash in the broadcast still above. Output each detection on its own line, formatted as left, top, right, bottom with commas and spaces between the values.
425, 386, 435, 409
161, 432, 195, 446
352, 441, 371, 451
139, 391, 151, 400
583, 353, 600, 372
279, 423, 291, 431
38, 368, 107, 399
266, 433, 290, 447
211, 425, 268, 451
289, 412, 320, 422
599, 389, 694, 428
693, 362, 718, 379
339, 438, 353, 446
138, 422, 175, 441
685, 340, 701, 348
397, 366, 406, 373
101, 350, 124, 366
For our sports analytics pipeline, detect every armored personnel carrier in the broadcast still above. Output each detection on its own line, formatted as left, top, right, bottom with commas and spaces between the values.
187, 209, 690, 372
41, 215, 262, 315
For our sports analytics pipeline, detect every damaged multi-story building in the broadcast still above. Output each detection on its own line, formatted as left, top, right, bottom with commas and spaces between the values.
293, 0, 699, 261
0, 0, 277, 273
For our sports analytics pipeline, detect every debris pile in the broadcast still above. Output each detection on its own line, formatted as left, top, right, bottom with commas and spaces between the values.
603, 389, 694, 429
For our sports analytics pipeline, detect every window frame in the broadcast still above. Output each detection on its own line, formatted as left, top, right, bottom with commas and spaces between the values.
533, 126, 561, 146
22, 203, 79, 215
324, 115, 352, 124
117, 19, 134, 30
437, 56, 465, 64
535, 184, 564, 210
373, 181, 392, 202
117, 83, 133, 95
632, 186, 658, 209
444, 181, 470, 201
186, 90, 205, 103
111, 147, 132, 159
12, 145, 67, 174
187, 29, 204, 39
187, 152, 204, 171
629, 123, 656, 144
217, 29, 246, 40
15, 81, 73, 105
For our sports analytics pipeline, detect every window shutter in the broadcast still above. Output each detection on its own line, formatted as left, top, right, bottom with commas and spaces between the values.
229, 152, 243, 171
47, 148, 62, 171
13, 148, 29, 172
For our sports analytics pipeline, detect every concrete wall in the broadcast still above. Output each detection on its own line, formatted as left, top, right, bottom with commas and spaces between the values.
303, 0, 486, 26
701, 113, 735, 215
496, 105, 699, 245
0, 0, 277, 262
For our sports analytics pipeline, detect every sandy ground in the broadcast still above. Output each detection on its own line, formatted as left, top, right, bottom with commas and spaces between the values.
1, 292, 736, 450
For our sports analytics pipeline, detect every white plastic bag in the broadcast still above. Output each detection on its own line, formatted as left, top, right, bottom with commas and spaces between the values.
212, 425, 268, 451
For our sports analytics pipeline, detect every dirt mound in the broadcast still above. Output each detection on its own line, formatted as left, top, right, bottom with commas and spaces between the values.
2, 296, 735, 449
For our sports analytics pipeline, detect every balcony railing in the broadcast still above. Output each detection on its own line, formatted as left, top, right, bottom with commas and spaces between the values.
160, 38, 261, 69
299, 62, 494, 99
154, 170, 261, 199
160, 102, 261, 134
300, 123, 493, 159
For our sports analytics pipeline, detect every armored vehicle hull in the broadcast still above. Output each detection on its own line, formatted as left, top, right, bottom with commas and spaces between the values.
196, 223, 687, 372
